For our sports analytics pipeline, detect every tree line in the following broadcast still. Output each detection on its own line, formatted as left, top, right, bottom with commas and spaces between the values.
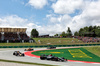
31, 26, 100, 38
74, 26, 100, 37
54, 27, 72, 37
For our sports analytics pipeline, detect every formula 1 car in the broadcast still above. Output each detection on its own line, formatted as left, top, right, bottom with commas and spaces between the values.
40, 54, 67, 62
13, 51, 25, 57
47, 45, 56, 49
24, 48, 34, 51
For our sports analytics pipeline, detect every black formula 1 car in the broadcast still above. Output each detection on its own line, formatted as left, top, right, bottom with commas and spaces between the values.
40, 54, 67, 62
13, 51, 25, 57
47, 45, 56, 49
24, 48, 34, 51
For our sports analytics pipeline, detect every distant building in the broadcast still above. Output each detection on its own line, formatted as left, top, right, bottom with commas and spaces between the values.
38, 34, 49, 38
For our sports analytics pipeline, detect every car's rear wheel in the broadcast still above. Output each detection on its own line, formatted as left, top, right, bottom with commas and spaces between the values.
22, 54, 25, 56
13, 53, 15, 55
40, 57, 45, 60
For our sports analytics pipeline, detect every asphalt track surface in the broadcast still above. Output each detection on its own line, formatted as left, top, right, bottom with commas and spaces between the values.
0, 62, 40, 66
0, 47, 100, 66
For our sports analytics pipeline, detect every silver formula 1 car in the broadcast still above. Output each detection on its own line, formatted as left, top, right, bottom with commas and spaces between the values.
40, 54, 67, 62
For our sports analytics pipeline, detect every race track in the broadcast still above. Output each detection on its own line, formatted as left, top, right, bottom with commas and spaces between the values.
0, 47, 100, 66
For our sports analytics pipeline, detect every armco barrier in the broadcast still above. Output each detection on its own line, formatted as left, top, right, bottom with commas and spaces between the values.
0, 44, 100, 48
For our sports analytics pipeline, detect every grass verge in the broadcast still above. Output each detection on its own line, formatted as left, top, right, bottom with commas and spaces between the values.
0, 59, 56, 66
83, 46, 100, 57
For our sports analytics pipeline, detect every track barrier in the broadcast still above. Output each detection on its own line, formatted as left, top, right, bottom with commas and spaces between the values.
0, 44, 100, 48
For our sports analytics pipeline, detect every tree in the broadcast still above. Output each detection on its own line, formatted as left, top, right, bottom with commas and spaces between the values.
54, 34, 59, 36
76, 26, 100, 37
74, 31, 79, 36
88, 26, 93, 37
89, 26, 93, 32
31, 29, 39, 38
95, 26, 100, 37
83, 26, 89, 37
60, 31, 66, 37
79, 28, 84, 36
67, 27, 72, 37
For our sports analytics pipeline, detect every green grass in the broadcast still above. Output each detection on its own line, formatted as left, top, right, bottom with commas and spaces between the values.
0, 38, 100, 46
0, 43, 36, 46
33, 38, 100, 45
83, 46, 100, 57
32, 48, 100, 62
33, 38, 83, 44
0, 59, 56, 66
